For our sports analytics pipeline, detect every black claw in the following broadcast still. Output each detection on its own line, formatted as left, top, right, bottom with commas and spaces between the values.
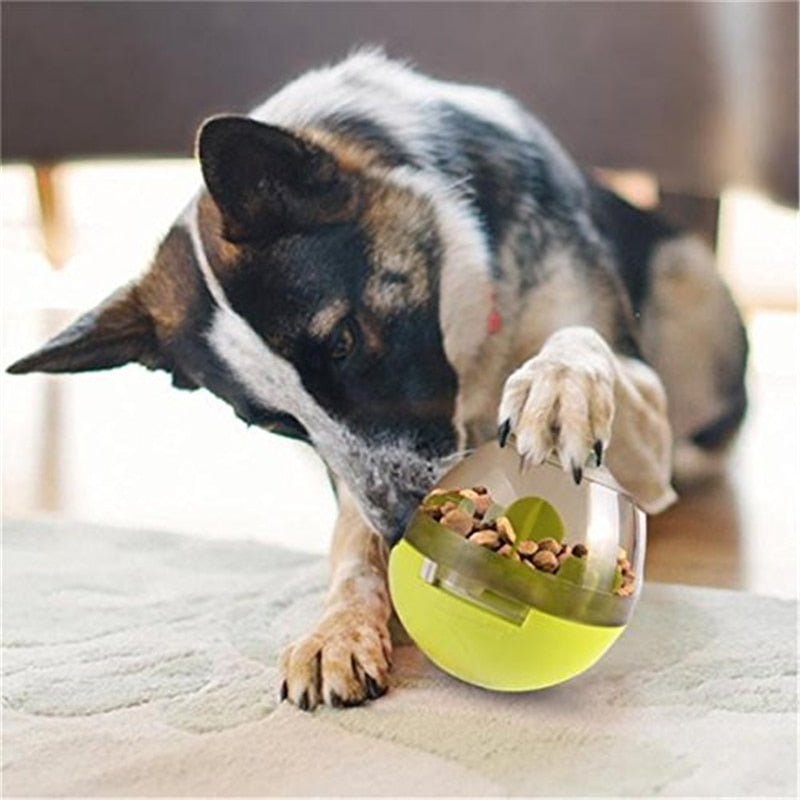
330, 691, 344, 708
279, 680, 288, 702
365, 674, 384, 700
314, 650, 323, 696
298, 690, 310, 711
572, 463, 583, 485
366, 674, 388, 699
593, 440, 603, 466
498, 419, 511, 448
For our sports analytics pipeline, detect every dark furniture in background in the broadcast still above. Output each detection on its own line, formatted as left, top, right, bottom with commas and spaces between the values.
3, 1, 797, 203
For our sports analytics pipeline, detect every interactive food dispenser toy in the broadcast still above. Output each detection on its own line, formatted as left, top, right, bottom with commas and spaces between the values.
388, 441, 646, 691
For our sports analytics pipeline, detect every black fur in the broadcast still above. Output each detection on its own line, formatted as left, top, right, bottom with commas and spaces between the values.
431, 102, 577, 277
588, 183, 676, 318
216, 218, 457, 456
5, 286, 162, 375
199, 116, 357, 243
320, 113, 418, 168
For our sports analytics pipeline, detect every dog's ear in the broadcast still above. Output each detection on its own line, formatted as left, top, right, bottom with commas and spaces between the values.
6, 284, 164, 375
197, 116, 356, 241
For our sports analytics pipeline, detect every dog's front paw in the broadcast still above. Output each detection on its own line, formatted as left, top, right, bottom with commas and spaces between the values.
279, 606, 392, 711
498, 327, 616, 481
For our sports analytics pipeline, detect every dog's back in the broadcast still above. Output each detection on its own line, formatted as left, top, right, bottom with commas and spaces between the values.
251, 51, 747, 467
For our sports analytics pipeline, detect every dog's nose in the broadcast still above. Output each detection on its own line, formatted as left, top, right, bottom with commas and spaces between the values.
387, 493, 421, 547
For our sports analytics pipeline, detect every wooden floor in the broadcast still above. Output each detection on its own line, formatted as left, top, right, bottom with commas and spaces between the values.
645, 311, 797, 599
647, 477, 749, 591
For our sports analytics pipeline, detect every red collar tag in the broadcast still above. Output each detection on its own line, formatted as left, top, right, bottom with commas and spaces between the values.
487, 291, 502, 335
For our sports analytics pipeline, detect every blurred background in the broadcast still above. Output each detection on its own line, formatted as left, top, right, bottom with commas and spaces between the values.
2, 2, 797, 595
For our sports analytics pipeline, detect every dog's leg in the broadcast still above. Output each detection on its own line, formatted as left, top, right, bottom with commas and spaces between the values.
499, 325, 676, 513
279, 482, 392, 710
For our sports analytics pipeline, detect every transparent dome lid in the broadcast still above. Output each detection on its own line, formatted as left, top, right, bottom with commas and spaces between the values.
403, 441, 646, 627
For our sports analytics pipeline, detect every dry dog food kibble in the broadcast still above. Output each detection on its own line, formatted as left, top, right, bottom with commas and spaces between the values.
439, 508, 474, 537
531, 549, 559, 572
516, 539, 539, 557
419, 486, 636, 597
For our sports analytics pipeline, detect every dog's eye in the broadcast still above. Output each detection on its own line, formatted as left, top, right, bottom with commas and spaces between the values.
329, 317, 357, 360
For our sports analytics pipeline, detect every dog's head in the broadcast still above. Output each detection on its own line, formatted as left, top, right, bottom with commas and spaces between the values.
8, 117, 462, 541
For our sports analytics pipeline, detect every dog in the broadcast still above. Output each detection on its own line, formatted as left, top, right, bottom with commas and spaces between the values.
8, 51, 748, 710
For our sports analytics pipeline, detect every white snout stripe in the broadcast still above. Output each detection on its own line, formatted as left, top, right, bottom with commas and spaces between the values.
179, 197, 442, 535
180, 196, 338, 440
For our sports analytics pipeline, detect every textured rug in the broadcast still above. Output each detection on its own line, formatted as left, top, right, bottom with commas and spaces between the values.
2, 518, 797, 797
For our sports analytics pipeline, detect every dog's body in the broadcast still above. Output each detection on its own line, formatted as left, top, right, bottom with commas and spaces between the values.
9, 52, 747, 709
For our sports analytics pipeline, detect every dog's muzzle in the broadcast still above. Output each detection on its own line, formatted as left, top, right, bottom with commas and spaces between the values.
384, 491, 423, 548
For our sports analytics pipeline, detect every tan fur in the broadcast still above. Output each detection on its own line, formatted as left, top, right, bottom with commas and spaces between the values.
354, 308, 386, 355
304, 128, 394, 172
279, 483, 391, 710
137, 229, 198, 337
197, 193, 241, 272
360, 181, 434, 315
308, 299, 350, 339
512, 250, 621, 364
639, 235, 744, 442
309, 302, 386, 355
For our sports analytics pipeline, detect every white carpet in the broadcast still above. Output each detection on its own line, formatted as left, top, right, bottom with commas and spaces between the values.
2, 518, 797, 797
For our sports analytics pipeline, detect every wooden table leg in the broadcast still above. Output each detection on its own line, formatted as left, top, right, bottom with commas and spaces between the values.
32, 163, 72, 512
34, 163, 71, 270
